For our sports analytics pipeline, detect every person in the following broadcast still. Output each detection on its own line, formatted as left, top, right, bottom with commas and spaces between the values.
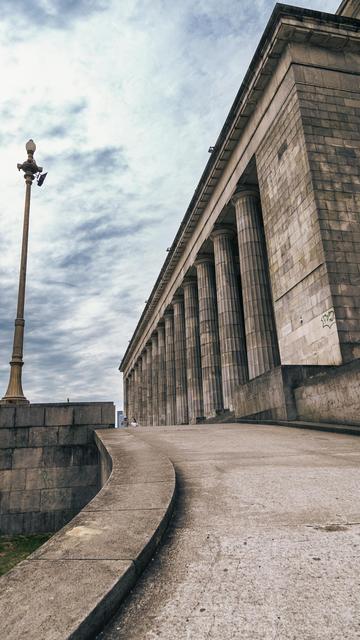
123, 416, 128, 428
130, 417, 138, 427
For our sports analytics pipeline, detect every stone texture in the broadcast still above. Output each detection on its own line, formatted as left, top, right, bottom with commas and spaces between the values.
146, 345, 153, 426
172, 294, 188, 425
164, 310, 176, 425
256, 77, 341, 368
0, 403, 113, 535
157, 323, 167, 426
295, 358, 360, 425
233, 188, 280, 379
141, 352, 147, 426
212, 225, 248, 410
195, 255, 223, 417
133, 363, 140, 423
183, 278, 204, 424
151, 334, 159, 426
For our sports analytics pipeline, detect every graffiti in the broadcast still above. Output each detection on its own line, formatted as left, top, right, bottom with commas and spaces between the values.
321, 308, 336, 329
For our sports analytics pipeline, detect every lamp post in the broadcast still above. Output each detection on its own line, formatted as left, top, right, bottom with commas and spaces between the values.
1, 139, 43, 405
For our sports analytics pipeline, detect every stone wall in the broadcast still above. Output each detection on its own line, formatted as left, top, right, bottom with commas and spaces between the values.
0, 402, 114, 534
233, 365, 334, 421
257, 73, 342, 368
294, 60, 360, 363
294, 359, 360, 425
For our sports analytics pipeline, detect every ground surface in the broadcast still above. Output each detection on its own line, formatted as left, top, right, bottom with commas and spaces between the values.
99, 423, 360, 640
0, 533, 51, 576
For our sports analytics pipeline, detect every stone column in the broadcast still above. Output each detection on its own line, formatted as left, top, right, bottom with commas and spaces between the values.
151, 333, 159, 426
123, 375, 128, 419
183, 277, 204, 423
146, 343, 153, 426
127, 372, 133, 420
195, 254, 223, 417
157, 323, 167, 426
164, 309, 176, 425
172, 293, 188, 424
232, 187, 280, 379
133, 362, 140, 422
211, 225, 248, 410
141, 352, 147, 425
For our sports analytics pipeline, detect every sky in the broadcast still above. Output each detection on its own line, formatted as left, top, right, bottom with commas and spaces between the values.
0, 0, 339, 409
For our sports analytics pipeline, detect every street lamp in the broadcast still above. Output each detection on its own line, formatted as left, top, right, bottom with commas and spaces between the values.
1, 140, 44, 405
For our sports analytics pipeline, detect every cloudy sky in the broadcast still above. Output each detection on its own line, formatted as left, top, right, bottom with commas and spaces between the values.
0, 0, 339, 408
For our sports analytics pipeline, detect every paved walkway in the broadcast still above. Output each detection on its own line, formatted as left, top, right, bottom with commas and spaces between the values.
99, 423, 360, 639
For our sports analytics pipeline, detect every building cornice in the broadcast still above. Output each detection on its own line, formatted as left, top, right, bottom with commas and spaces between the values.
120, 3, 360, 373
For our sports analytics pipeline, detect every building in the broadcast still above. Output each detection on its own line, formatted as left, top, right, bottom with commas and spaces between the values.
120, 1, 360, 426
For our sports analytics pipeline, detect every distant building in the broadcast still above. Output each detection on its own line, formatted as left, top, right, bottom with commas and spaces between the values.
117, 410, 124, 428
120, 1, 360, 427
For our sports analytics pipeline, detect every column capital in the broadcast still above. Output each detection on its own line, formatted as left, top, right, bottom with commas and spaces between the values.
210, 224, 236, 240
231, 185, 259, 206
182, 276, 197, 289
163, 306, 173, 318
194, 253, 214, 267
172, 292, 184, 305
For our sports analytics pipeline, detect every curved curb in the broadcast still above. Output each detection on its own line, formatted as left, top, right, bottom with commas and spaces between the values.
0, 429, 176, 640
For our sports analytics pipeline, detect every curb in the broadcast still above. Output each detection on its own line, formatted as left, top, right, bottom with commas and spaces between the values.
0, 430, 176, 640
237, 418, 360, 437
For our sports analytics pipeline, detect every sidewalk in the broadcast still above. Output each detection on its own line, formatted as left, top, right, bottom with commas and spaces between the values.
99, 422, 360, 640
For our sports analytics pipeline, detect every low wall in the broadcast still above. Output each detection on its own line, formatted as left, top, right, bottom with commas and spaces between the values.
0, 402, 115, 534
233, 365, 334, 421
294, 359, 360, 425
0, 429, 176, 640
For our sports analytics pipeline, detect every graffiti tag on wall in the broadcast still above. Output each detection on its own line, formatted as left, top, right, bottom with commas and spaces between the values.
321, 308, 336, 329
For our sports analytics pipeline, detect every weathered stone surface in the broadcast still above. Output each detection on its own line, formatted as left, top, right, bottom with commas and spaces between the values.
151, 334, 159, 425
173, 294, 188, 424
146, 344, 153, 426
0, 403, 113, 535
157, 323, 167, 426
195, 255, 223, 417
233, 188, 280, 379
164, 309, 176, 425
15, 405, 45, 427
183, 277, 204, 423
45, 406, 73, 427
212, 225, 248, 410
295, 358, 360, 425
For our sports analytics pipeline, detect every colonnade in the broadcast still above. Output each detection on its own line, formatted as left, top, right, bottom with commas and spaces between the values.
125, 188, 280, 425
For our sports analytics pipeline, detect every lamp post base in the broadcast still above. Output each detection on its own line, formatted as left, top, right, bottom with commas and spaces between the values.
0, 396, 29, 405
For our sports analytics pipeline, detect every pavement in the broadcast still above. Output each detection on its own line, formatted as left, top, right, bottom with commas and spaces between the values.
98, 422, 360, 640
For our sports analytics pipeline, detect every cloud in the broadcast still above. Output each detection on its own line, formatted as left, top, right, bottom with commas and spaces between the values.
0, 0, 340, 408
0, 0, 108, 36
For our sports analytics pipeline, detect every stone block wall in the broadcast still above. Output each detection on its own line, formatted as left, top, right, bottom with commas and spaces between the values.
233, 364, 335, 421
294, 359, 360, 425
294, 60, 360, 363
257, 74, 341, 367
0, 402, 115, 535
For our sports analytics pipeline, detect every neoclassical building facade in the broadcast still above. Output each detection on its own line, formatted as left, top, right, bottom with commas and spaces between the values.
120, 1, 360, 426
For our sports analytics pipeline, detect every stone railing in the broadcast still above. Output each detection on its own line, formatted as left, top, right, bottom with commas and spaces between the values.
0, 428, 176, 639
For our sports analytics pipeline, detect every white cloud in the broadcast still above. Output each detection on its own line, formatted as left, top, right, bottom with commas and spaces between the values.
0, 0, 339, 407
